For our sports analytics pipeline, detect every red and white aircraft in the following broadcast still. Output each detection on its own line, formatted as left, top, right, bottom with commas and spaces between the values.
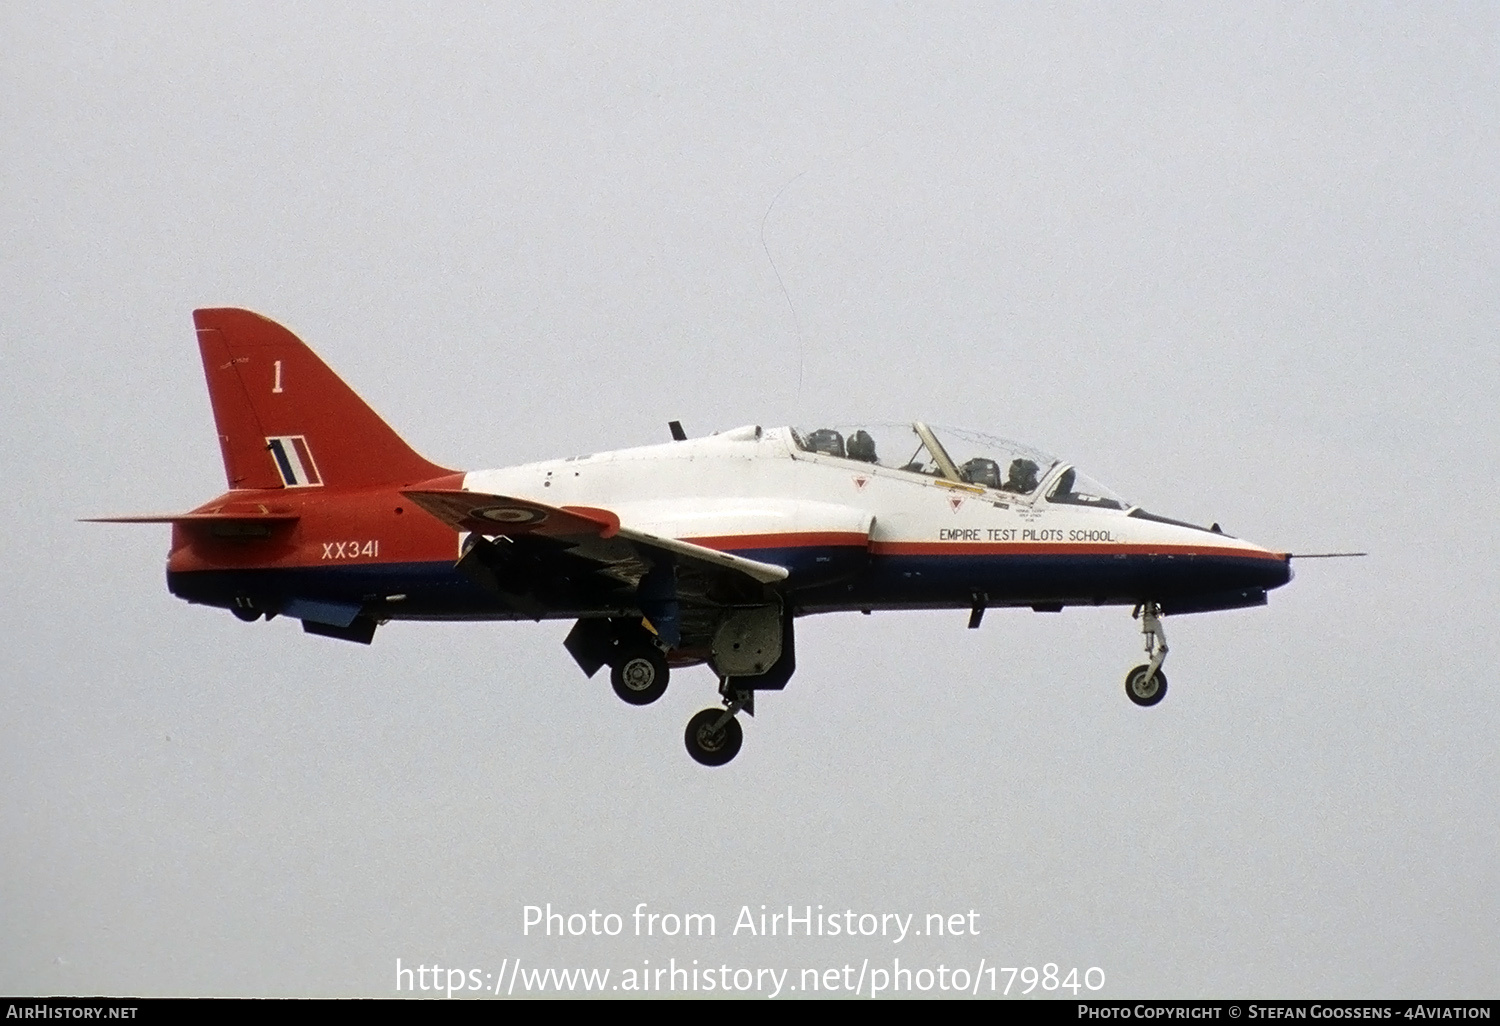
93, 309, 1298, 765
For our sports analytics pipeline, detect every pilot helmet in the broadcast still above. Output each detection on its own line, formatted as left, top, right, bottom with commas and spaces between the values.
846, 430, 877, 462
805, 428, 846, 458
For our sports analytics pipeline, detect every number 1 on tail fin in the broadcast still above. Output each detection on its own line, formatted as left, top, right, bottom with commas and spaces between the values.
193, 308, 452, 490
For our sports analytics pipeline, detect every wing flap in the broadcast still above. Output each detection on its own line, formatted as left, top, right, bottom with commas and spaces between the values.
615, 526, 788, 584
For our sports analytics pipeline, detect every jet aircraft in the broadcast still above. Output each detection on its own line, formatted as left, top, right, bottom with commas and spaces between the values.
92, 309, 1300, 766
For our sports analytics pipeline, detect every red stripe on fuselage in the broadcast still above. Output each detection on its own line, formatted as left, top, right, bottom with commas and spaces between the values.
870, 541, 1284, 560
685, 531, 870, 550
679, 533, 1282, 562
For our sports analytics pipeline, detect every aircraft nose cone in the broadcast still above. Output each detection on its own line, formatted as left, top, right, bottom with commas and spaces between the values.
1264, 554, 1293, 590
1233, 546, 1291, 591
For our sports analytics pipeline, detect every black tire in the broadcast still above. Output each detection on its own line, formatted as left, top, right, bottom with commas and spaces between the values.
1125, 664, 1168, 707
684, 708, 743, 767
610, 646, 669, 705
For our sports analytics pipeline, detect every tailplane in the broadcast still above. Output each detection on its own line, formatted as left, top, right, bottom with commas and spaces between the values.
193, 308, 452, 490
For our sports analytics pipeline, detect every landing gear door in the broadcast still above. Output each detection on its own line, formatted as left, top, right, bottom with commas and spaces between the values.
711, 603, 782, 677
711, 600, 795, 690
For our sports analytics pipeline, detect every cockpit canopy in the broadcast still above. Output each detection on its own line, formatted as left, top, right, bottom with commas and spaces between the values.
791, 422, 1128, 509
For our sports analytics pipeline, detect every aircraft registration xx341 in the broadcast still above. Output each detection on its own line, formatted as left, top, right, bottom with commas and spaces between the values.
93, 309, 1302, 766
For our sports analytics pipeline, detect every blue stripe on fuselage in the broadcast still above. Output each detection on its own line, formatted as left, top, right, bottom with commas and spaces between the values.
727, 545, 1290, 606
168, 545, 1290, 620
168, 561, 510, 619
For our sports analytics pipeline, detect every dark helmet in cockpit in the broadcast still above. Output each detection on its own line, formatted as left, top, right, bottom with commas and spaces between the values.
804, 428, 845, 458
1004, 458, 1040, 493
960, 457, 1001, 488
846, 429, 877, 463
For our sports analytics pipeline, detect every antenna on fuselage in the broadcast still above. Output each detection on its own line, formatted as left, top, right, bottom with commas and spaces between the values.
668, 420, 687, 442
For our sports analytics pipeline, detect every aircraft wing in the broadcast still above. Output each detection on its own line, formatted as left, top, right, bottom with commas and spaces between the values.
402, 488, 789, 595
394, 488, 622, 539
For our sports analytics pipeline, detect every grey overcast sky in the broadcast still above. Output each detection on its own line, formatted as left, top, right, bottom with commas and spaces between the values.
3, 2, 1497, 999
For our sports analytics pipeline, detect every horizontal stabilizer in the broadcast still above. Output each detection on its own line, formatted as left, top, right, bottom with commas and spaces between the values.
82, 511, 299, 525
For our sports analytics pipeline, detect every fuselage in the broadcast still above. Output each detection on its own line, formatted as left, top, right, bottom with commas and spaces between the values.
166, 424, 1291, 623
111, 307, 1295, 763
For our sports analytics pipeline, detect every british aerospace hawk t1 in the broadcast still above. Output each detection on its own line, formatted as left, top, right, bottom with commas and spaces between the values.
91, 309, 1304, 766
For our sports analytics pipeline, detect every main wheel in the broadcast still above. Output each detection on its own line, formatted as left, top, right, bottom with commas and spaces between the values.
684, 708, 743, 766
1125, 664, 1168, 707
611, 646, 669, 705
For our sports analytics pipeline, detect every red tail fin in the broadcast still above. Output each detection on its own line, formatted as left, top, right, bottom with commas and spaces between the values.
193, 308, 453, 490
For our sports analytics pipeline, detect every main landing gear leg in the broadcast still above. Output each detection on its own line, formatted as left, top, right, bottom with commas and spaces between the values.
1125, 602, 1169, 707
684, 681, 748, 767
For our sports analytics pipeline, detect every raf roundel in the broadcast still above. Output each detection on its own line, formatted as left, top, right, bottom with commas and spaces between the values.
476, 506, 548, 525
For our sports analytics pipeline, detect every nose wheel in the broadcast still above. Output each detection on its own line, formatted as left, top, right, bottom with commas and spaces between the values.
685, 686, 750, 766
1125, 664, 1168, 706
1126, 602, 1169, 707
685, 707, 743, 766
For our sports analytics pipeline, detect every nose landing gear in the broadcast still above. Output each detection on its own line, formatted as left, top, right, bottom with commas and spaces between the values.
1125, 602, 1169, 707
684, 706, 744, 766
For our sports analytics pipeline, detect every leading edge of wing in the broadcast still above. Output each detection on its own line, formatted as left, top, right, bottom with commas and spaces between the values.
401, 488, 790, 585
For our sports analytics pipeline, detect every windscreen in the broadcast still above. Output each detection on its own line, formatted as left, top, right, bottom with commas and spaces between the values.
1044, 466, 1128, 509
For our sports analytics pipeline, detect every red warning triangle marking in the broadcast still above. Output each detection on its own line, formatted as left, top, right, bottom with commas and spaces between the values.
853, 476, 869, 491
949, 496, 964, 511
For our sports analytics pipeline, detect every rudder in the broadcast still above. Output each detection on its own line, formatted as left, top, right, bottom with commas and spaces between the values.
193, 308, 452, 490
